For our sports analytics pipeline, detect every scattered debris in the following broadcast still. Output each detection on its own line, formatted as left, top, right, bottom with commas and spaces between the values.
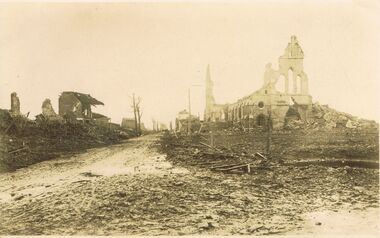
0, 92, 137, 172
80, 172, 102, 177
0, 111, 133, 172
255, 152, 267, 160
0, 133, 377, 235
285, 102, 378, 130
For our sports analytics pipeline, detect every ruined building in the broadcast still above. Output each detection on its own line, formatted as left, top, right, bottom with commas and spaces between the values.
121, 118, 136, 130
204, 65, 227, 122
40, 98, 62, 121
204, 36, 312, 128
10, 92, 21, 116
121, 118, 146, 131
58, 91, 106, 121
175, 109, 200, 132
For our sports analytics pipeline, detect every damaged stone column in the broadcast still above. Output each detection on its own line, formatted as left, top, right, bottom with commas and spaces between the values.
42, 99, 62, 121
292, 72, 298, 94
285, 75, 289, 94
42, 99, 57, 117
10, 92, 20, 116
300, 72, 309, 95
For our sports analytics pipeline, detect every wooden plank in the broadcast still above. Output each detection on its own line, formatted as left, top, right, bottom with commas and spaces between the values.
198, 124, 203, 133
199, 142, 214, 149
199, 142, 223, 152
8, 146, 28, 154
210, 163, 246, 170
190, 161, 223, 166
255, 152, 267, 160
215, 163, 252, 172
4, 121, 15, 133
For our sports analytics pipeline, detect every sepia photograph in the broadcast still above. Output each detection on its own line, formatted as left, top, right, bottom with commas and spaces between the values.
0, 0, 379, 236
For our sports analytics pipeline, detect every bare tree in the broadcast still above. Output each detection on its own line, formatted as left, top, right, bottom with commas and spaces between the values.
131, 93, 138, 136
135, 97, 143, 136
131, 93, 143, 136
151, 118, 156, 132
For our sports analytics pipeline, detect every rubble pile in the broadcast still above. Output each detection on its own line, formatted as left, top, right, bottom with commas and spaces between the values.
0, 133, 378, 235
161, 133, 278, 174
163, 121, 378, 171
286, 103, 379, 130
0, 109, 133, 171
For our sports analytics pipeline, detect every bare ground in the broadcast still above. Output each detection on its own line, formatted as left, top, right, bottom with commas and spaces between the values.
0, 133, 378, 235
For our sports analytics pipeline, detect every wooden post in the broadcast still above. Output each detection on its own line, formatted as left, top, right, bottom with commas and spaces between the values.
210, 122, 216, 148
248, 117, 250, 133
188, 88, 191, 136
136, 105, 142, 136
210, 131, 214, 148
266, 105, 272, 157
132, 93, 138, 136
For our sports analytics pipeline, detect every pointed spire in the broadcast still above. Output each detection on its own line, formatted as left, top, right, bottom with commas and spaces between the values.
205, 64, 215, 109
206, 64, 211, 82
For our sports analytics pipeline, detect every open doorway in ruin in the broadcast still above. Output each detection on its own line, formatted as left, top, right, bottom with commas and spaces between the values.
297, 75, 302, 94
288, 68, 294, 94
285, 98, 301, 121
256, 114, 267, 127
277, 74, 287, 93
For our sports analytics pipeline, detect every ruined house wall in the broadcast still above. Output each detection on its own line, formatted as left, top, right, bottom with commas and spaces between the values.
10, 92, 20, 116
58, 93, 83, 118
41, 99, 63, 121
121, 118, 136, 130
42, 99, 57, 117
206, 105, 226, 122
94, 117, 110, 126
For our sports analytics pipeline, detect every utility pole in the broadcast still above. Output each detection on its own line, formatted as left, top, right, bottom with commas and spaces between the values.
266, 104, 272, 157
136, 97, 142, 136
188, 88, 191, 136
187, 84, 202, 136
210, 124, 215, 148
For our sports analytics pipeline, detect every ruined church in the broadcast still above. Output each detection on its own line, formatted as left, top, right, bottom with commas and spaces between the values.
204, 36, 312, 128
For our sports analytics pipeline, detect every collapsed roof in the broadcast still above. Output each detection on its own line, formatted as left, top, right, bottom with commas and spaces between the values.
61, 91, 104, 107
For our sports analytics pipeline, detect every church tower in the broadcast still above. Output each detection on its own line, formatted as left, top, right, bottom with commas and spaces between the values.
204, 65, 215, 121
278, 35, 309, 95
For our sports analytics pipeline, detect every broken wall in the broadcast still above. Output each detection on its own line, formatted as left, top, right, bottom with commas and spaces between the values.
10, 92, 20, 116
58, 93, 84, 118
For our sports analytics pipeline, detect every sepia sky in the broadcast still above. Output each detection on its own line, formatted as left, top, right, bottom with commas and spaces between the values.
0, 1, 379, 128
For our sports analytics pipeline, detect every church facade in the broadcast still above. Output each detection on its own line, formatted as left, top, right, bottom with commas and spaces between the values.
204, 36, 313, 129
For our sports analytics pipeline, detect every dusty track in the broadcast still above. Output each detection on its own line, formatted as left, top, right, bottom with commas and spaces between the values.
0, 134, 181, 204
0, 133, 378, 235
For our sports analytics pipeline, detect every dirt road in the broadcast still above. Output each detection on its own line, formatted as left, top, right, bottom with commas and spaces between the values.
0, 134, 184, 204
0, 133, 378, 235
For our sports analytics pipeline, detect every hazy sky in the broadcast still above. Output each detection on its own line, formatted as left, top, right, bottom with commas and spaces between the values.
1, 1, 379, 128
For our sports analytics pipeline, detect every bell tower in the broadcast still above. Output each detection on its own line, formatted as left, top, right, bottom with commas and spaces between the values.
278, 35, 309, 95
204, 65, 216, 121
